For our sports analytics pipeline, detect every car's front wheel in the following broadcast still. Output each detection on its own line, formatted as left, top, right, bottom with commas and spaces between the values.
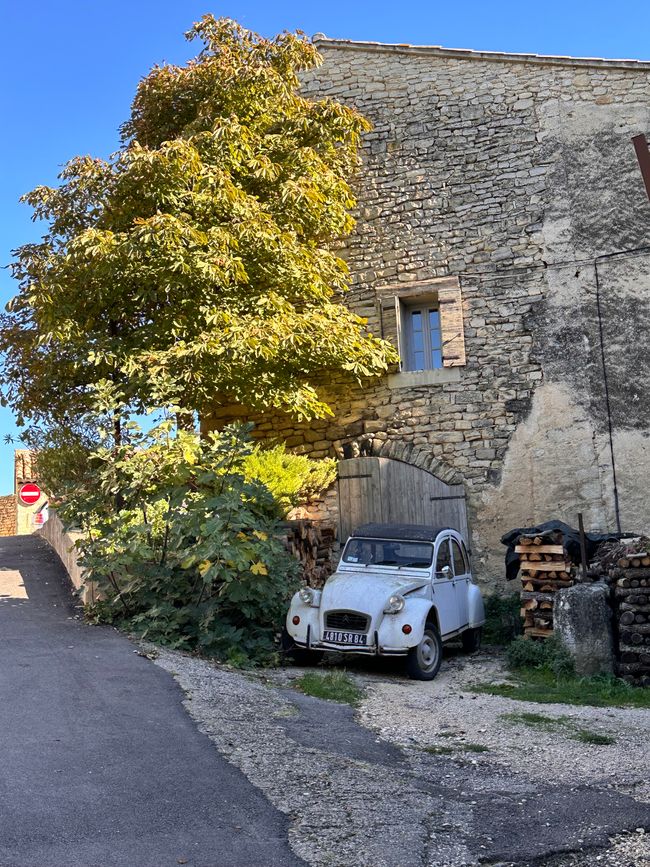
406, 623, 443, 681
281, 627, 324, 667
461, 626, 482, 653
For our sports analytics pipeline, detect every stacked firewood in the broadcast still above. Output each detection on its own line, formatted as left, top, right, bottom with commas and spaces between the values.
607, 546, 650, 686
517, 532, 577, 638
282, 520, 337, 588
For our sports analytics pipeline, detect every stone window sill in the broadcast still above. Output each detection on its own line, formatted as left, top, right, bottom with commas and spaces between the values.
387, 366, 462, 389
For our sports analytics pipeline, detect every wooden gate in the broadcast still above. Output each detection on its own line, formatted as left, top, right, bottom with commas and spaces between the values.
337, 457, 469, 543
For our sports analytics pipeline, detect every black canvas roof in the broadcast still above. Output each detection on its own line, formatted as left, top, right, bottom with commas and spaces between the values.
350, 523, 451, 542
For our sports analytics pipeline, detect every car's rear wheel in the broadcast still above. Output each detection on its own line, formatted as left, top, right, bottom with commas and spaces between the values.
406, 623, 443, 681
281, 627, 324, 666
461, 626, 482, 653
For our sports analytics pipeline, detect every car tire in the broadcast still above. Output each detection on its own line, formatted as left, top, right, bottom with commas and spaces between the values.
461, 626, 482, 653
406, 622, 443, 681
281, 628, 324, 666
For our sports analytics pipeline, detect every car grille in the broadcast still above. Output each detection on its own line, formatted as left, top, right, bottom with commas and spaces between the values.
325, 611, 369, 632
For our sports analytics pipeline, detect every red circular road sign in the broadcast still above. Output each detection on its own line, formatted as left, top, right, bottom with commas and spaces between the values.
18, 483, 42, 506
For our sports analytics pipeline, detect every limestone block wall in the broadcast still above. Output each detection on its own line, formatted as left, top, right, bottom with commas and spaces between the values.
0, 495, 16, 536
206, 42, 650, 589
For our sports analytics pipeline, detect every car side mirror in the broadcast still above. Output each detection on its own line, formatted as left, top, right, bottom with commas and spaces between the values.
439, 565, 452, 578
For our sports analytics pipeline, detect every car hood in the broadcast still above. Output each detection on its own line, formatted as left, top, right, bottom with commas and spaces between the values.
321, 570, 429, 618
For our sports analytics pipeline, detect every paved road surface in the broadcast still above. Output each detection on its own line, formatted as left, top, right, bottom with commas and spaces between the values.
0, 536, 304, 867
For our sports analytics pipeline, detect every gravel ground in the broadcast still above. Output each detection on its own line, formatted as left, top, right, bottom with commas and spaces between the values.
145, 643, 650, 866
550, 832, 650, 866
357, 648, 650, 804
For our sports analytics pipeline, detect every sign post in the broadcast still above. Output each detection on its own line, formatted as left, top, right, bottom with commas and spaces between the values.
18, 483, 42, 506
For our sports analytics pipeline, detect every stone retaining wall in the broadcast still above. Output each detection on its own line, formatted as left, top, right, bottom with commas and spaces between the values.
37, 510, 96, 604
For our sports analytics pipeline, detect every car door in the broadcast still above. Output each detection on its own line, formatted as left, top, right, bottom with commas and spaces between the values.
450, 536, 470, 629
432, 534, 461, 636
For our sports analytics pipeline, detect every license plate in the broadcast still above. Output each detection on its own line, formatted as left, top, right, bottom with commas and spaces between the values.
323, 630, 367, 646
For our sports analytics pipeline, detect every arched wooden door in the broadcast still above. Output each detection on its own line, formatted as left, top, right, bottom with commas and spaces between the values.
337, 457, 469, 543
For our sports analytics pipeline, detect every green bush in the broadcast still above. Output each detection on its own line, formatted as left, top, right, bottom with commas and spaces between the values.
506, 635, 575, 678
482, 593, 523, 645
66, 420, 300, 665
243, 444, 336, 517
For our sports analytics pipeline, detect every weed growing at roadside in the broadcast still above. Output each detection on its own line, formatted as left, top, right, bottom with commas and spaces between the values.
422, 742, 489, 755
574, 730, 616, 746
506, 635, 575, 678
501, 711, 572, 732
482, 668, 650, 709
294, 670, 362, 706
502, 711, 616, 744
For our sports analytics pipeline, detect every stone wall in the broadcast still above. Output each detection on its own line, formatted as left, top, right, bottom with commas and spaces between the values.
0, 495, 16, 536
36, 509, 96, 604
206, 41, 650, 590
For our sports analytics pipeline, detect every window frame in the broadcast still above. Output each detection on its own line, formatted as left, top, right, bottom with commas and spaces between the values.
434, 537, 452, 577
450, 538, 468, 576
402, 300, 444, 372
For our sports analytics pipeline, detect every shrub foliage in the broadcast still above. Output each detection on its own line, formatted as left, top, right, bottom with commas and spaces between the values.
506, 635, 575, 679
482, 593, 523, 645
243, 444, 336, 517
62, 417, 300, 664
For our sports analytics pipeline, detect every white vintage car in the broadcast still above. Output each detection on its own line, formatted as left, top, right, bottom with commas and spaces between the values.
284, 523, 485, 680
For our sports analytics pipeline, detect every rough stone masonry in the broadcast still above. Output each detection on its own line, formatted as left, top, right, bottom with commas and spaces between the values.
207, 39, 650, 589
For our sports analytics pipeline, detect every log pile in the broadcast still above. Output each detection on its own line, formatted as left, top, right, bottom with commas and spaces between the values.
282, 520, 337, 588
517, 532, 577, 639
609, 550, 650, 686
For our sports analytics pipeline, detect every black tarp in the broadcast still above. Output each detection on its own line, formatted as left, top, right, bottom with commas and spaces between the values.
500, 520, 633, 582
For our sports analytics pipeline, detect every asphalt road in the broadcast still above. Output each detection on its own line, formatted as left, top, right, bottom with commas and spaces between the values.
0, 536, 304, 867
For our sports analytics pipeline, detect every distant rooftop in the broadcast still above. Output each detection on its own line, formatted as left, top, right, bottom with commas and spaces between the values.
311, 34, 650, 71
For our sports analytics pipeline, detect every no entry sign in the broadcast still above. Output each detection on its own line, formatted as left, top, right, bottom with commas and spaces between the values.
18, 483, 41, 506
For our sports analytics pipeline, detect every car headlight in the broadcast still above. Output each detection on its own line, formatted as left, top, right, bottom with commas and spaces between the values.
384, 594, 405, 614
299, 587, 315, 605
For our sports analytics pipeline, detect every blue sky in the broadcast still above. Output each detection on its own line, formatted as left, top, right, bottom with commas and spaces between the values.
1, 0, 649, 493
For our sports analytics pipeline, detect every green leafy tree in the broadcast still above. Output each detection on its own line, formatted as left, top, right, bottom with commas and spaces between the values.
1, 16, 397, 432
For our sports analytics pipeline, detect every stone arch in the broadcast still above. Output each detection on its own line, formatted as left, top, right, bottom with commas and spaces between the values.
332, 433, 462, 486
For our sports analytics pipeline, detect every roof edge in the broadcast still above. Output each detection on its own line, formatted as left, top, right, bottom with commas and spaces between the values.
311, 35, 650, 71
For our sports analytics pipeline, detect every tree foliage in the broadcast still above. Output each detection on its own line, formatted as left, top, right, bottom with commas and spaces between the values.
1, 16, 397, 428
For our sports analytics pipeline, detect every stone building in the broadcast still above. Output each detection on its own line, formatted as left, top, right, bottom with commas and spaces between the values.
207, 38, 650, 589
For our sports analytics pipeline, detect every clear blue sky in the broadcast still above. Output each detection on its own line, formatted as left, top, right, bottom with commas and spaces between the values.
1, 0, 649, 493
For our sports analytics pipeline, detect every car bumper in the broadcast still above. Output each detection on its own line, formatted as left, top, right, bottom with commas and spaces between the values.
295, 630, 408, 656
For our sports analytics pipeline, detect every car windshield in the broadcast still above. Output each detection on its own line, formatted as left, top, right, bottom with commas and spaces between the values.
342, 538, 433, 569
